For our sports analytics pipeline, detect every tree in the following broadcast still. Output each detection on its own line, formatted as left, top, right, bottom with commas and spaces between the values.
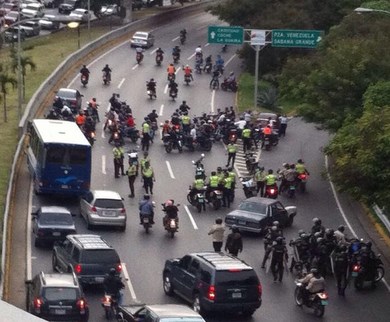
10, 49, 36, 101
0, 63, 17, 123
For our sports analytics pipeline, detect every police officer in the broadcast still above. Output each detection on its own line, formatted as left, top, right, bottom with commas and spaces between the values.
207, 171, 220, 201
254, 166, 266, 197
264, 169, 278, 196
190, 175, 205, 202
270, 237, 288, 282
142, 161, 155, 195
333, 245, 349, 295
181, 112, 191, 134
241, 125, 252, 153
222, 171, 233, 208
261, 225, 282, 268
140, 152, 150, 173
127, 161, 138, 198
113, 143, 125, 178
141, 118, 152, 151
226, 141, 237, 167
311, 218, 325, 235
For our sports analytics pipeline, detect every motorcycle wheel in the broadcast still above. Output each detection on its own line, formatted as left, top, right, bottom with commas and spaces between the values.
300, 182, 306, 193
375, 266, 385, 283
170, 231, 175, 238
197, 203, 202, 213
313, 302, 325, 317
213, 199, 221, 210
294, 287, 304, 307
187, 193, 195, 205
178, 146, 183, 153
144, 224, 149, 234
354, 277, 364, 290
165, 145, 172, 153
221, 83, 227, 91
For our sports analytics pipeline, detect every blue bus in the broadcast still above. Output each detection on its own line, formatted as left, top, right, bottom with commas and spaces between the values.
27, 119, 92, 196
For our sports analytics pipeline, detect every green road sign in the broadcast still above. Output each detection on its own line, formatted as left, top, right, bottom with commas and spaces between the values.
208, 26, 244, 45
272, 29, 323, 48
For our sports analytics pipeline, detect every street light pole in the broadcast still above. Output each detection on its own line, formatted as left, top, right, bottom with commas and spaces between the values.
87, 0, 90, 40
17, 1, 23, 120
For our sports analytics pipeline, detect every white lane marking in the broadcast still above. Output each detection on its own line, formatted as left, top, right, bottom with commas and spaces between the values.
31, 256, 37, 260
325, 155, 390, 293
225, 54, 236, 67
122, 263, 137, 301
159, 104, 164, 116
27, 181, 33, 281
205, 43, 210, 47
184, 205, 198, 230
150, 48, 157, 55
132, 64, 139, 70
166, 161, 175, 179
187, 53, 196, 60
118, 78, 125, 89
172, 36, 179, 42
176, 67, 181, 74
102, 155, 107, 174
106, 103, 111, 112
164, 84, 168, 94
210, 90, 215, 113
101, 130, 106, 139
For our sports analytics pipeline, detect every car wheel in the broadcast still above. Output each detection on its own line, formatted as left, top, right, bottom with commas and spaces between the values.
163, 273, 174, 296
34, 238, 41, 248
86, 216, 93, 230
119, 224, 126, 232
286, 215, 294, 227
192, 294, 206, 316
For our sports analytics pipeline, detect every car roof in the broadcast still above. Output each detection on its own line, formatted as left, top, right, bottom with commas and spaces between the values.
243, 196, 278, 205
146, 304, 204, 318
134, 31, 149, 36
39, 272, 79, 288
190, 252, 253, 271
92, 190, 122, 200
57, 87, 77, 95
67, 234, 113, 250
39, 206, 71, 215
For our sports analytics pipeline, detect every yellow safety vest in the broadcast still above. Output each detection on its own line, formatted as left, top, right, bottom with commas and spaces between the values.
223, 177, 233, 189
194, 179, 205, 190
265, 174, 276, 185
255, 170, 265, 182
127, 164, 137, 176
227, 144, 237, 153
296, 163, 305, 174
209, 176, 220, 188
140, 158, 150, 168
113, 147, 122, 159
182, 115, 191, 125
242, 128, 251, 138
228, 171, 236, 183
143, 167, 153, 178
142, 122, 150, 133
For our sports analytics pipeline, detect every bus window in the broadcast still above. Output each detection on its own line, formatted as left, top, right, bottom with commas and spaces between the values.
69, 148, 87, 165
46, 147, 64, 164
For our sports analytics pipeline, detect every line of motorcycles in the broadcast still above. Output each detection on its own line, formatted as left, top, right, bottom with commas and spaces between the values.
140, 203, 179, 238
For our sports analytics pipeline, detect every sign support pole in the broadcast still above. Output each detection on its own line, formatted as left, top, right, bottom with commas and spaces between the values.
254, 45, 260, 109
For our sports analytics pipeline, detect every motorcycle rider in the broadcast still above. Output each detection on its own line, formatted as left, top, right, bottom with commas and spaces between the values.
179, 100, 191, 114
270, 236, 288, 282
181, 112, 191, 134
311, 218, 325, 235
168, 79, 178, 96
79, 64, 90, 82
180, 28, 187, 39
210, 68, 221, 88
156, 47, 164, 62
139, 194, 154, 224
102, 64, 112, 82
261, 124, 272, 149
162, 199, 179, 229
135, 46, 144, 62
334, 225, 347, 245
215, 54, 224, 73
254, 166, 266, 197
298, 268, 326, 303
53, 96, 64, 110
172, 45, 181, 61
88, 97, 99, 122
195, 45, 202, 58
283, 163, 298, 193
146, 78, 157, 98
296, 159, 310, 175
359, 241, 377, 286
190, 174, 205, 202
204, 55, 212, 71
103, 268, 125, 305
264, 169, 278, 195
183, 64, 194, 81
206, 171, 221, 201
333, 244, 349, 295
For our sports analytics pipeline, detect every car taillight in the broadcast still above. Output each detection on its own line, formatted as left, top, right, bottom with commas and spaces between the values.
77, 299, 86, 313
91, 206, 97, 212
33, 297, 43, 313
116, 263, 122, 273
74, 264, 82, 274
120, 208, 126, 214
353, 264, 360, 272
229, 269, 241, 272
207, 285, 216, 301
258, 284, 262, 297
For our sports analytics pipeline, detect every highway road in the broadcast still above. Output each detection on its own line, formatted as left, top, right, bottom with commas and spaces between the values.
27, 10, 390, 322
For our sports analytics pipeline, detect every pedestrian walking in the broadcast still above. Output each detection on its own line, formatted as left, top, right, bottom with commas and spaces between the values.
127, 162, 138, 198
142, 161, 155, 194
208, 218, 225, 252
270, 237, 288, 282
254, 166, 266, 197
332, 245, 349, 296
225, 141, 237, 167
113, 143, 125, 178
225, 226, 243, 257
141, 119, 152, 151
278, 114, 288, 137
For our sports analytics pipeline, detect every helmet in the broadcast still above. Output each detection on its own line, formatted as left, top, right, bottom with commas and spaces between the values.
230, 71, 234, 76
268, 169, 273, 174
273, 221, 280, 227
144, 194, 150, 200
109, 268, 116, 276
314, 232, 322, 238
310, 268, 318, 274
271, 226, 278, 232
182, 100, 186, 104
143, 151, 149, 157
337, 225, 345, 232
276, 236, 284, 244
211, 171, 216, 176
217, 167, 222, 172
186, 64, 189, 68
325, 228, 334, 237
144, 117, 149, 121
298, 229, 305, 236
105, 64, 109, 67
297, 159, 303, 163
312, 217, 321, 224
317, 237, 324, 243
150, 78, 154, 82
228, 167, 233, 172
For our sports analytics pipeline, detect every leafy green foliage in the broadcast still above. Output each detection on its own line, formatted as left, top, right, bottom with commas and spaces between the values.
257, 86, 279, 110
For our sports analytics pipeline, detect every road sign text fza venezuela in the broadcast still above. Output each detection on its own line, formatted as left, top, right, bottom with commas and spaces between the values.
272, 29, 323, 48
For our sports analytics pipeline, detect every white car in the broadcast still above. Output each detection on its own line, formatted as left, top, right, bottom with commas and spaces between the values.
69, 8, 90, 22
100, 4, 118, 16
21, 2, 45, 19
130, 31, 155, 48
39, 14, 60, 30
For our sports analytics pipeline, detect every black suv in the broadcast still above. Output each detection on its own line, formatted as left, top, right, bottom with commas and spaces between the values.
52, 234, 122, 286
26, 271, 89, 321
163, 252, 262, 317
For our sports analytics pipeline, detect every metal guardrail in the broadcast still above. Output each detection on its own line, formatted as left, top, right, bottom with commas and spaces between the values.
1, 1, 213, 299
373, 204, 390, 233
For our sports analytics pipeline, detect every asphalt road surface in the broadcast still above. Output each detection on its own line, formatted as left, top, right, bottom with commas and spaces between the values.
27, 11, 390, 322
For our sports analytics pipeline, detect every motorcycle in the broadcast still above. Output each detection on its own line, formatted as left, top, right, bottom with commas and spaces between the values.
222, 127, 238, 145
208, 188, 223, 210
146, 82, 156, 99
161, 203, 180, 238
294, 280, 328, 317
85, 130, 96, 146
184, 135, 212, 152
173, 53, 180, 64
136, 52, 143, 64
103, 71, 111, 85
297, 173, 309, 193
210, 77, 219, 90
81, 74, 88, 87
187, 186, 206, 213
241, 177, 257, 198
215, 63, 224, 75
101, 293, 119, 320
167, 73, 176, 82
169, 88, 178, 101
264, 185, 278, 199
195, 61, 203, 74
352, 255, 385, 290
281, 180, 296, 198
263, 135, 272, 151
221, 79, 237, 92
245, 152, 258, 175
141, 215, 153, 234
184, 74, 192, 85
155, 53, 163, 66
163, 132, 183, 153
180, 33, 186, 45
192, 154, 206, 179
204, 62, 212, 73
222, 44, 228, 52
122, 125, 139, 143
108, 130, 124, 146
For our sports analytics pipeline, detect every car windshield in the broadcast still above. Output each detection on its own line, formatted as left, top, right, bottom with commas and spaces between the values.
215, 271, 259, 286
39, 212, 73, 225
134, 33, 147, 39
57, 90, 76, 99
7, 12, 18, 17
94, 198, 123, 209
43, 287, 78, 301
80, 249, 120, 264
238, 201, 267, 214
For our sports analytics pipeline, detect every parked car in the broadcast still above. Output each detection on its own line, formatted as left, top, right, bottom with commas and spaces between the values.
4, 26, 26, 43
79, 190, 127, 231
55, 88, 83, 112
69, 8, 90, 21
163, 252, 262, 317
20, 20, 41, 37
1, 3, 18, 15
58, 0, 85, 14
100, 4, 119, 16
130, 31, 154, 48
21, 2, 45, 19
52, 234, 122, 286
4, 10, 20, 25
26, 271, 89, 322
32, 206, 76, 247
39, 14, 61, 30
117, 304, 206, 322
225, 197, 297, 234
43, 0, 60, 8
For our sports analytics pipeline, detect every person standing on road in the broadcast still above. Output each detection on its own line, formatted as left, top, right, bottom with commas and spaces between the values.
241, 125, 252, 153
254, 166, 266, 197
278, 114, 289, 137
142, 161, 155, 195
208, 218, 225, 252
225, 226, 243, 257
333, 244, 349, 296
127, 162, 138, 198
270, 237, 288, 282
222, 171, 233, 208
226, 141, 237, 167
113, 143, 125, 178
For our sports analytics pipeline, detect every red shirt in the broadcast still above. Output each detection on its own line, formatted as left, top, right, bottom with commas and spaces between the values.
127, 117, 135, 127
